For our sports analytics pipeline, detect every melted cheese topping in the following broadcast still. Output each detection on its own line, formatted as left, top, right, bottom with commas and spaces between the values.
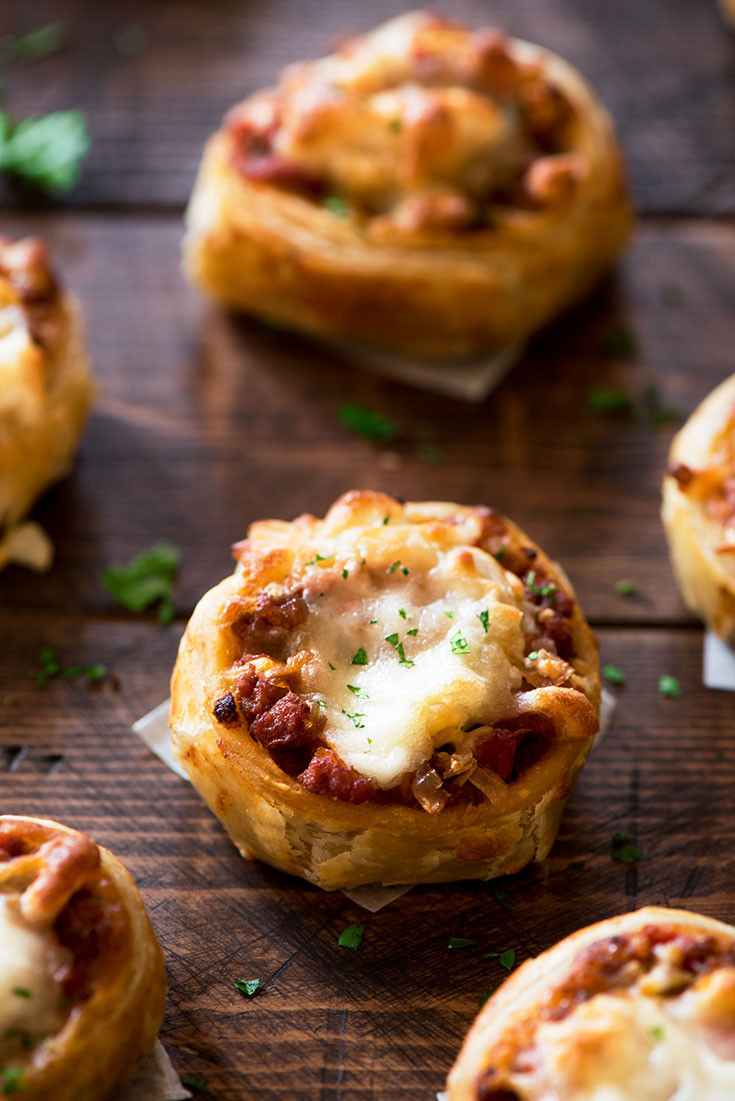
268, 12, 531, 210
513, 987, 735, 1101
0, 895, 71, 1048
0, 281, 44, 421
291, 532, 526, 787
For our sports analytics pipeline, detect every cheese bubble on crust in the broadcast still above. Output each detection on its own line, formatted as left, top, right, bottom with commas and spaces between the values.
0, 895, 70, 1047
293, 539, 526, 788
514, 989, 735, 1101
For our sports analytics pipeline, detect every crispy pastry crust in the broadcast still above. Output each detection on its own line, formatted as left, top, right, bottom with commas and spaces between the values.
447, 906, 735, 1100
183, 12, 631, 360
662, 373, 735, 642
0, 816, 166, 1101
170, 490, 600, 889
0, 237, 94, 533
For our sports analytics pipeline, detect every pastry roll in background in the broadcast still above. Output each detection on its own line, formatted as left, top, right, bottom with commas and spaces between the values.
0, 237, 94, 572
447, 906, 735, 1100
171, 490, 600, 889
183, 11, 631, 361
0, 815, 166, 1101
662, 373, 735, 642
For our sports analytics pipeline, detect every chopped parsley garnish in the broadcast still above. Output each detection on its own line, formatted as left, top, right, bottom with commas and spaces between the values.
384, 632, 400, 647
306, 552, 331, 566
388, 118, 402, 133
1, 1068, 26, 1095
479, 988, 495, 1007
448, 937, 477, 949
398, 608, 407, 619
342, 567, 348, 579
382, 515, 390, 525
489, 884, 513, 911
385, 634, 414, 667
494, 546, 506, 561
324, 194, 350, 218
351, 648, 368, 666
525, 571, 557, 599
316, 699, 326, 708
0, 109, 89, 192
328, 661, 336, 670
6, 23, 66, 64
101, 541, 180, 623
1, 1029, 37, 1051
444, 611, 455, 619
11, 989, 30, 999
337, 402, 398, 442
615, 579, 635, 596
650, 1025, 665, 1042
658, 674, 680, 697
346, 684, 368, 699
180, 1076, 208, 1093
405, 627, 418, 637
587, 387, 636, 415
477, 610, 489, 633
600, 324, 637, 358
34, 646, 59, 685
450, 631, 469, 655
486, 949, 516, 969
234, 978, 261, 998
341, 709, 365, 729
388, 560, 409, 575
338, 923, 364, 950
527, 651, 539, 661
611, 831, 642, 863
603, 664, 625, 685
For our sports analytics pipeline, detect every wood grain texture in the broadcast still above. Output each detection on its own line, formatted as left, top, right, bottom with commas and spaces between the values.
1, 214, 733, 624
2, 0, 734, 214
1, 616, 732, 1099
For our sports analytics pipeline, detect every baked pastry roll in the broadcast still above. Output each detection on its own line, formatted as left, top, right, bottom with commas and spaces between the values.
0, 815, 166, 1101
447, 906, 735, 1100
0, 236, 94, 571
662, 373, 735, 642
170, 490, 600, 889
184, 11, 631, 361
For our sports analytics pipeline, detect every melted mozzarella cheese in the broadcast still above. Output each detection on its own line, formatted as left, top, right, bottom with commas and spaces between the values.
513, 990, 735, 1101
0, 295, 44, 420
0, 895, 71, 1045
296, 541, 525, 786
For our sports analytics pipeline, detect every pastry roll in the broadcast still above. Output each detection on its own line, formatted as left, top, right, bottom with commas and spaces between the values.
662, 373, 735, 642
0, 815, 166, 1101
183, 11, 631, 360
447, 906, 735, 1100
170, 490, 600, 889
0, 237, 94, 571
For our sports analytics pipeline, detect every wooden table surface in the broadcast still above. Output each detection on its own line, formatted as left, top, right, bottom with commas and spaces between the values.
2, 3, 734, 1098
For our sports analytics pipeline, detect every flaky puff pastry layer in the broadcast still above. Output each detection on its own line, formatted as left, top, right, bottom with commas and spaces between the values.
183, 12, 631, 361
0, 816, 166, 1101
170, 490, 600, 890
447, 906, 735, 1101
0, 238, 94, 535
662, 373, 735, 642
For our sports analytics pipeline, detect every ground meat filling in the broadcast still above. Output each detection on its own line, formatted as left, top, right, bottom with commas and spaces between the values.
225, 19, 576, 224
473, 925, 735, 1099
54, 886, 128, 1003
0, 236, 63, 353
212, 511, 584, 810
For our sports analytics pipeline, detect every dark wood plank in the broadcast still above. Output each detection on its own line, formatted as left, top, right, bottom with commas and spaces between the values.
1, 614, 732, 1099
3, 0, 734, 214
1, 214, 733, 625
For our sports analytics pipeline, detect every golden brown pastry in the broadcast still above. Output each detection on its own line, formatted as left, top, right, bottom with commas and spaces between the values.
170, 490, 600, 889
0, 236, 94, 571
447, 906, 735, 1100
0, 815, 166, 1100
183, 11, 631, 361
662, 373, 735, 642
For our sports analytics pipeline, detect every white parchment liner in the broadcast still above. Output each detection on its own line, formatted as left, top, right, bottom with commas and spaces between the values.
118, 1041, 190, 1100
132, 688, 616, 912
703, 630, 735, 691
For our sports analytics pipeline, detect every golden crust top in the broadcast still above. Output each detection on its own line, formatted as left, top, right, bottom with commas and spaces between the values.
189, 491, 599, 814
0, 816, 166, 1101
222, 11, 615, 238
447, 907, 735, 1101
